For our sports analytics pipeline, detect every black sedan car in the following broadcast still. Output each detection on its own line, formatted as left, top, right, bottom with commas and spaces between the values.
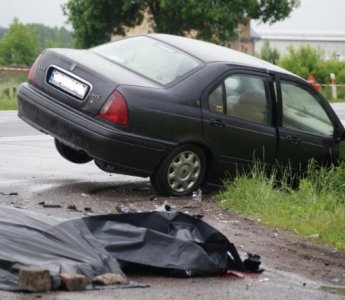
17, 34, 345, 196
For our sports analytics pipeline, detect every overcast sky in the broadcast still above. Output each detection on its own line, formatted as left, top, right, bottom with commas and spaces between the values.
252, 0, 345, 33
0, 0, 69, 28
0, 0, 344, 33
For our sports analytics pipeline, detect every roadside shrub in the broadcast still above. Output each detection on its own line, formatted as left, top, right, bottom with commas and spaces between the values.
278, 45, 345, 100
217, 161, 345, 249
279, 45, 324, 80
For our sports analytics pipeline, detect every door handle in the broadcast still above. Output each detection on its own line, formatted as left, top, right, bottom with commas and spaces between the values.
210, 119, 226, 128
286, 135, 301, 145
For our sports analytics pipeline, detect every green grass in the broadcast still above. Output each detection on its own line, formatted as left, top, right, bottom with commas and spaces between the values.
0, 83, 18, 110
0, 98, 17, 110
327, 98, 345, 103
216, 162, 345, 250
0, 70, 27, 110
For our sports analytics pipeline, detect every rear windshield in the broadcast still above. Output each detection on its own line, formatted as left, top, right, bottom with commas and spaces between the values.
92, 36, 202, 85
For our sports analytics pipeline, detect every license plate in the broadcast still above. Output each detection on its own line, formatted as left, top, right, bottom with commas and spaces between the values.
48, 68, 89, 99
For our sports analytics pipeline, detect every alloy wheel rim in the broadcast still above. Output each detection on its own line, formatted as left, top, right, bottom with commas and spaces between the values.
167, 151, 201, 193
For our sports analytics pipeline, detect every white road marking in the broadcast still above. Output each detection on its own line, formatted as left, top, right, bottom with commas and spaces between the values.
0, 135, 52, 142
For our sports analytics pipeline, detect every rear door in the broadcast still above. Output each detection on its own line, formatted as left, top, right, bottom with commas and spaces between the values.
202, 69, 278, 177
275, 76, 340, 171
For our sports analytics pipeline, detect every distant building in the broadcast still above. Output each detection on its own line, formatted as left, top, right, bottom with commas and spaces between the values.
253, 30, 345, 61
228, 22, 256, 55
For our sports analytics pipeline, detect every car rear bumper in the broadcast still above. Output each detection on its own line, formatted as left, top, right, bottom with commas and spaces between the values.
17, 83, 174, 177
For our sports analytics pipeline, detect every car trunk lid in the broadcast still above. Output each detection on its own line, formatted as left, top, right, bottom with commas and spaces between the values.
30, 48, 159, 116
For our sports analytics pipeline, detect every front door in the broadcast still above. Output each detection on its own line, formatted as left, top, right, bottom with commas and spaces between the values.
275, 78, 339, 171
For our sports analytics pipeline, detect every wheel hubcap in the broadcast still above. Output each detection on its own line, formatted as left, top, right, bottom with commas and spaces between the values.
167, 151, 201, 193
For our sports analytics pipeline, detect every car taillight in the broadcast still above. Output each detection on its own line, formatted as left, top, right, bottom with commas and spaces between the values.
28, 53, 42, 84
98, 90, 128, 125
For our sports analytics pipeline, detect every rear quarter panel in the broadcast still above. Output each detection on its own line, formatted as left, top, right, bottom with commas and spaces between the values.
117, 64, 228, 146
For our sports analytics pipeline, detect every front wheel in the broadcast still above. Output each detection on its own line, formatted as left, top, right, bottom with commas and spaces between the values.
150, 145, 206, 196
54, 139, 93, 164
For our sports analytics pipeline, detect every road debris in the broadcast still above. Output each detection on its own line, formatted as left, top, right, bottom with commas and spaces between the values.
43, 204, 62, 208
243, 253, 264, 273
0, 192, 18, 196
68, 204, 81, 212
84, 207, 93, 213
308, 233, 320, 239
116, 204, 138, 214
154, 200, 172, 212
192, 189, 202, 201
271, 228, 279, 238
182, 201, 201, 209
149, 195, 157, 201
37, 201, 62, 208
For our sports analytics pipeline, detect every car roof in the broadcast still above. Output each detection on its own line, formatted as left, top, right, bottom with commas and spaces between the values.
149, 33, 294, 76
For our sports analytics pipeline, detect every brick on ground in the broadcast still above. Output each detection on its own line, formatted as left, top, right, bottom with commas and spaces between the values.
59, 273, 88, 291
92, 273, 128, 285
18, 266, 52, 292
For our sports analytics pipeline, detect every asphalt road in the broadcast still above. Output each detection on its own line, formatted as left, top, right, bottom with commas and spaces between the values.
331, 102, 345, 125
0, 108, 344, 299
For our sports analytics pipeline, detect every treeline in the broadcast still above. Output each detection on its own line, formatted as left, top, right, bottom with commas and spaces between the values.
0, 18, 74, 67
30, 24, 74, 50
0, 27, 7, 39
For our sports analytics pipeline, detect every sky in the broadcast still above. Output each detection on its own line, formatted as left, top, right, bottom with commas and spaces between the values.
0, 0, 345, 33
0, 0, 69, 28
252, 0, 345, 33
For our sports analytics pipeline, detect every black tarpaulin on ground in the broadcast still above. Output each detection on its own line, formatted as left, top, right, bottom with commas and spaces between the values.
0, 206, 255, 291
0, 206, 123, 291
77, 212, 246, 276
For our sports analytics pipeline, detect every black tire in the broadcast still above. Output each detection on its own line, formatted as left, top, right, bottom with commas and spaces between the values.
150, 145, 206, 196
54, 139, 93, 164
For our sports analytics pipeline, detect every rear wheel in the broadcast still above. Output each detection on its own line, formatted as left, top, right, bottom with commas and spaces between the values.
150, 145, 206, 196
54, 139, 92, 164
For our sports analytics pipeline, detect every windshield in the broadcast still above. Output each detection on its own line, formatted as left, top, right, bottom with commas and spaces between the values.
92, 36, 202, 85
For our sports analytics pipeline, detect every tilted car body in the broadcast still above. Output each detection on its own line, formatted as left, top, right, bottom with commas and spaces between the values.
17, 34, 345, 196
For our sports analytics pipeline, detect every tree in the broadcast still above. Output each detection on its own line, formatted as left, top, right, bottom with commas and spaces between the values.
257, 40, 280, 64
0, 27, 7, 40
64, 0, 300, 48
0, 18, 39, 66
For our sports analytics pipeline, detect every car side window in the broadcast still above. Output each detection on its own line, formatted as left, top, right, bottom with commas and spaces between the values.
208, 85, 224, 113
208, 74, 269, 124
281, 81, 334, 137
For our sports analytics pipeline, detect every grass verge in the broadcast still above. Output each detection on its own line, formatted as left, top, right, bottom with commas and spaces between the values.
0, 97, 17, 110
0, 82, 19, 110
216, 162, 345, 250
327, 98, 345, 103
0, 70, 27, 110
